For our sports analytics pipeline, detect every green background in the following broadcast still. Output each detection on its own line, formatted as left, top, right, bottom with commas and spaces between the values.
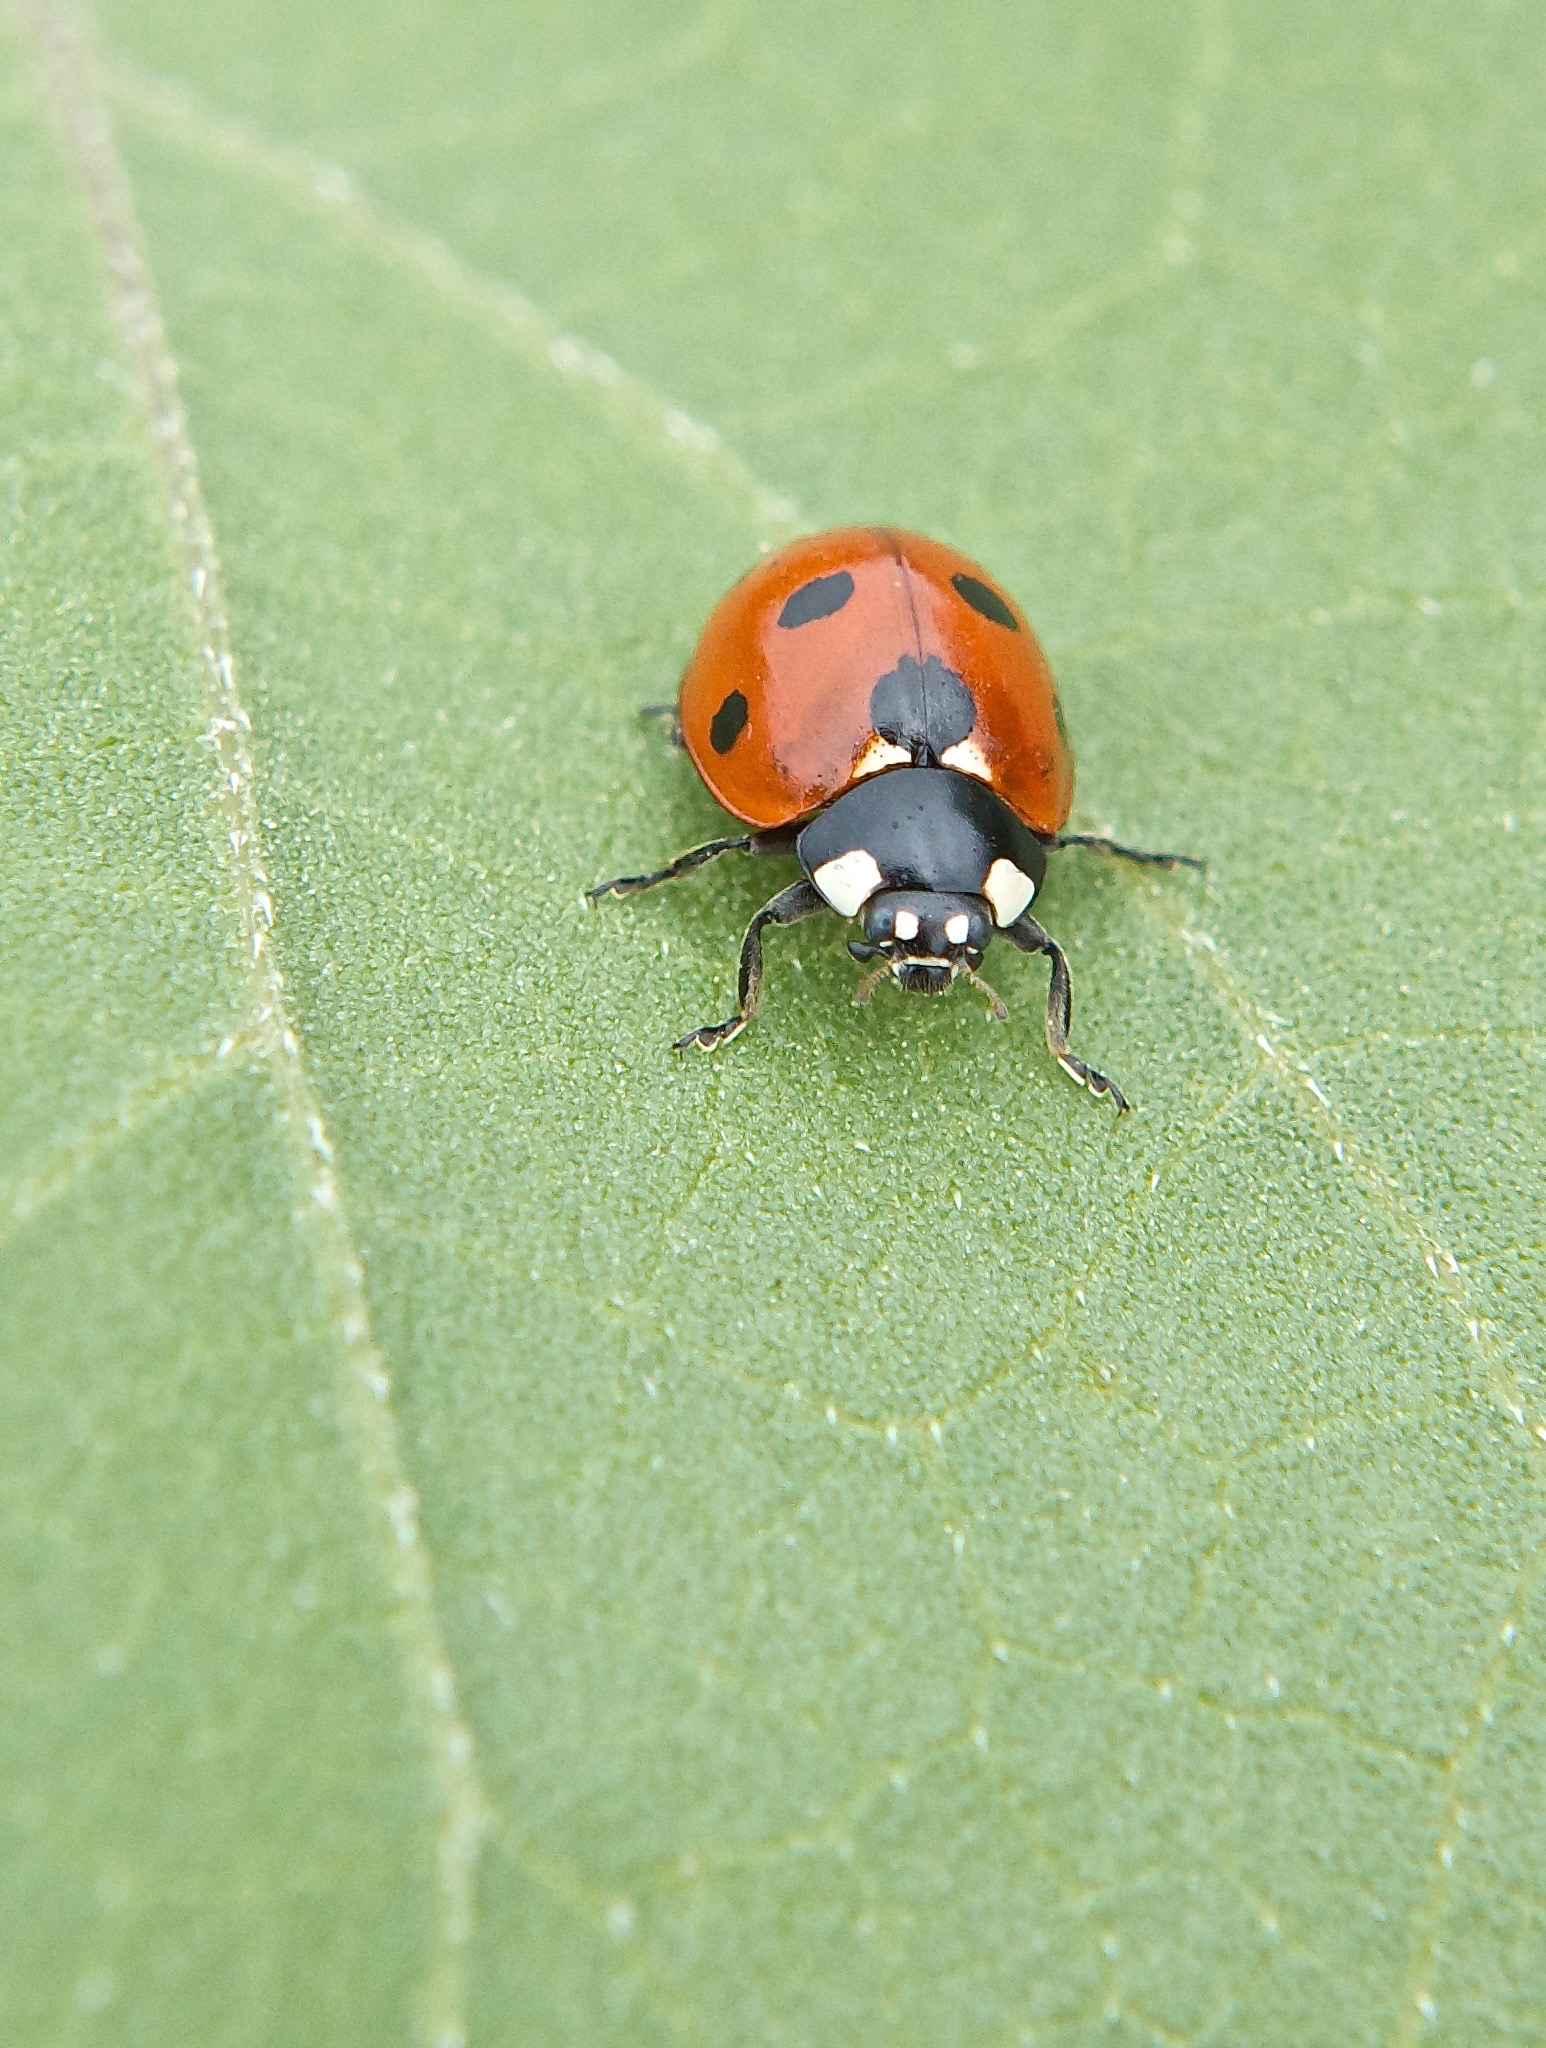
3, 0, 1543, 2042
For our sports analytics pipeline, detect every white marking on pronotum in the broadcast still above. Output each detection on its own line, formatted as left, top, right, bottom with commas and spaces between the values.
852, 734, 912, 779
892, 909, 920, 942
940, 735, 993, 781
812, 848, 885, 918
19, 11, 490, 2044
944, 913, 971, 946
983, 856, 1036, 927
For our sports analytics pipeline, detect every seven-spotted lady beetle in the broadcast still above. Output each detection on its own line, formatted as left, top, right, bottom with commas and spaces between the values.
590, 527, 1200, 1110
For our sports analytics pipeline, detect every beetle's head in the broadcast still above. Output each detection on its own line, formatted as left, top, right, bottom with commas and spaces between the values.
847, 891, 994, 995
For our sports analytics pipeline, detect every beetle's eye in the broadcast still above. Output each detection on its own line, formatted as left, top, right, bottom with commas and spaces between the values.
778, 570, 855, 628
951, 572, 1018, 630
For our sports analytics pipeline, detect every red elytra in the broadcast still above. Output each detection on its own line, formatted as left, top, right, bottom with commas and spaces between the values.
678, 525, 1075, 835
590, 526, 1200, 1110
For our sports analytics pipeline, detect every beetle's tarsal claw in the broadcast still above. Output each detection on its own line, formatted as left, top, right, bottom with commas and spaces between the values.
674, 1016, 745, 1052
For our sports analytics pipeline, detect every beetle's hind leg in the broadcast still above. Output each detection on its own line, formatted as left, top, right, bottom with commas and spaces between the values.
639, 702, 685, 748
1052, 831, 1204, 873
1004, 912, 1129, 1111
675, 879, 825, 1051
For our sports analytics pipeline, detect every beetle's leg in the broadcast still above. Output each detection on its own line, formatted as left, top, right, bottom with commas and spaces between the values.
588, 826, 796, 901
639, 702, 685, 749
588, 834, 754, 900
1051, 831, 1204, 873
1004, 912, 1129, 1111
676, 879, 825, 1051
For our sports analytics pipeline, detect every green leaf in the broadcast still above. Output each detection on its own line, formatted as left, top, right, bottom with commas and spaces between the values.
4, 1, 1543, 2043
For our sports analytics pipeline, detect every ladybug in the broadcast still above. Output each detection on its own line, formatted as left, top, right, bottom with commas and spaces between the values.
589, 527, 1199, 1110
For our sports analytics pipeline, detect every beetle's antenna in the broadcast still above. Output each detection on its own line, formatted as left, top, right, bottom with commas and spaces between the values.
852, 959, 892, 1006
960, 964, 1010, 1022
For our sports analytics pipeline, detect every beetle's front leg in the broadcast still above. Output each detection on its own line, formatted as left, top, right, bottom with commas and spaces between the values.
1003, 912, 1129, 1111
675, 879, 825, 1051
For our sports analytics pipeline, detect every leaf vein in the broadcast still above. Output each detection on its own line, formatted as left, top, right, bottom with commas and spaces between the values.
0, 1038, 247, 1251
101, 54, 804, 550
19, 9, 492, 2041
1162, 903, 1546, 1446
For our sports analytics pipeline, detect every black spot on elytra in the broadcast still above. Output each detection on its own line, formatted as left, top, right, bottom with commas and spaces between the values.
869, 654, 975, 763
951, 572, 1018, 630
777, 570, 855, 628
710, 689, 749, 753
